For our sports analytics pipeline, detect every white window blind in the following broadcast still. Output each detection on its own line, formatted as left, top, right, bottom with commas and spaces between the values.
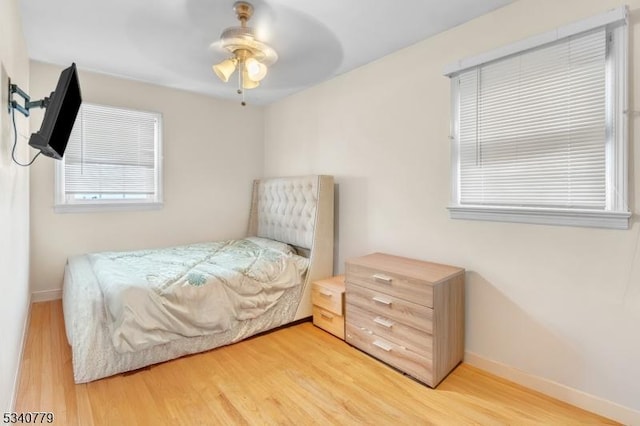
457, 29, 606, 209
446, 6, 630, 229
55, 103, 163, 212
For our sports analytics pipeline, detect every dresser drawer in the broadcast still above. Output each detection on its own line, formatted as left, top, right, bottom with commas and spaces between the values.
346, 303, 432, 356
346, 322, 433, 386
346, 283, 433, 333
311, 280, 344, 316
313, 306, 345, 339
346, 263, 433, 308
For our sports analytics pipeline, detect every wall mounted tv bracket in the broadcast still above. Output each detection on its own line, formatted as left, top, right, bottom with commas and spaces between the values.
7, 78, 50, 117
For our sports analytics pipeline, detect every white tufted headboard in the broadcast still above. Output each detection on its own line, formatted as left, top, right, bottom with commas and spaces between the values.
253, 176, 319, 249
247, 175, 334, 319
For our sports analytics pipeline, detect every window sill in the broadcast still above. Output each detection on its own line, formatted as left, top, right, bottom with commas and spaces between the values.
448, 205, 631, 229
54, 202, 163, 214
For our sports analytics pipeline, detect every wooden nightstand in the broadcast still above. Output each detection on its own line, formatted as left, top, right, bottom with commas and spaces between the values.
311, 275, 345, 339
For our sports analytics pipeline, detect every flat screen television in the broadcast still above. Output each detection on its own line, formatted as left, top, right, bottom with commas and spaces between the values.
28, 63, 82, 159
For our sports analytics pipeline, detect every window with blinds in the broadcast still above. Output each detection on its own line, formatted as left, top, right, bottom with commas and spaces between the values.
446, 8, 630, 229
55, 103, 163, 212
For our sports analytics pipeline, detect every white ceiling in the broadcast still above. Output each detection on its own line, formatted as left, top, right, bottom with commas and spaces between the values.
20, 0, 513, 105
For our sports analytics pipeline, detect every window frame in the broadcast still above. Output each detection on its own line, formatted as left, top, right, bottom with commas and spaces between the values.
445, 7, 630, 229
54, 103, 164, 213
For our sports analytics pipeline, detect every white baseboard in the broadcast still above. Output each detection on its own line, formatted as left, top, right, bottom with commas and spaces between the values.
31, 289, 62, 303
465, 351, 640, 425
10, 293, 31, 411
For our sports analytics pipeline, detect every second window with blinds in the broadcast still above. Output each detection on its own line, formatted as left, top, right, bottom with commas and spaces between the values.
445, 8, 630, 229
55, 103, 163, 212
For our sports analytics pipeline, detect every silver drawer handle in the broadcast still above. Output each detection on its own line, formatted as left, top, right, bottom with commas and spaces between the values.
320, 312, 334, 320
319, 290, 333, 297
372, 274, 393, 283
373, 317, 394, 328
372, 340, 393, 352
372, 296, 392, 306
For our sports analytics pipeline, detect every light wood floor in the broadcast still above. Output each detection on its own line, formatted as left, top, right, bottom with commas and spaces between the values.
16, 301, 617, 425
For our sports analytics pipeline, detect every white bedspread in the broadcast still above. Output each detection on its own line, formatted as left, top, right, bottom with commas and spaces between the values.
89, 237, 308, 353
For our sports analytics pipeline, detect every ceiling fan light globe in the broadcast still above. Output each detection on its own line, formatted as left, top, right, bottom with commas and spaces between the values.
245, 57, 268, 81
242, 69, 260, 89
213, 58, 237, 82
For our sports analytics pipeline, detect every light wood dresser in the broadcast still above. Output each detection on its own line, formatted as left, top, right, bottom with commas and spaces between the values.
311, 275, 345, 339
345, 253, 464, 387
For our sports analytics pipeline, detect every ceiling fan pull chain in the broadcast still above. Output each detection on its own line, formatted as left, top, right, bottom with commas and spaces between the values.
237, 61, 246, 106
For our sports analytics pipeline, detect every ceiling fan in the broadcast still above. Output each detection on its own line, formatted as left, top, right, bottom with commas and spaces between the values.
211, 1, 278, 106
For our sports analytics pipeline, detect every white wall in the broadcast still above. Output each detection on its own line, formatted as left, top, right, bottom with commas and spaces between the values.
0, 0, 31, 411
29, 62, 264, 296
264, 0, 640, 420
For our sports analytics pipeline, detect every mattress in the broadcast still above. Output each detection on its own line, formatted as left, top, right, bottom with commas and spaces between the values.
62, 238, 306, 383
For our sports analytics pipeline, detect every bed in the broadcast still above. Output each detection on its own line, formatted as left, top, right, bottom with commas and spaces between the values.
62, 175, 334, 383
